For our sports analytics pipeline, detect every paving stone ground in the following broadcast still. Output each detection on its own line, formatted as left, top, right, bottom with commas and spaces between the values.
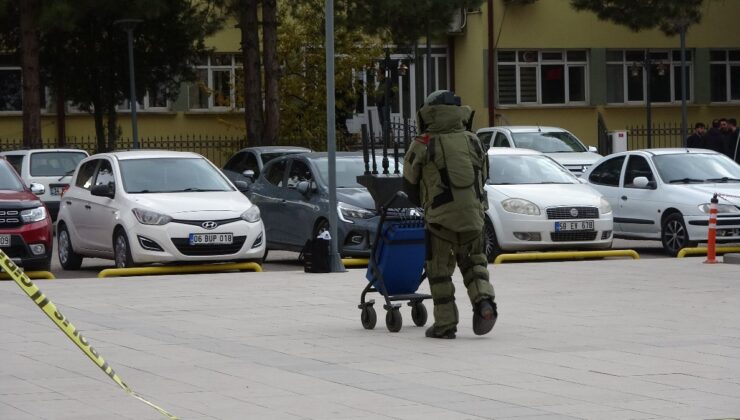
1, 257, 739, 420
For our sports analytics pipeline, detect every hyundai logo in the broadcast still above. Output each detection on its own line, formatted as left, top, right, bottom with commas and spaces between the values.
569, 208, 579, 217
201, 221, 218, 230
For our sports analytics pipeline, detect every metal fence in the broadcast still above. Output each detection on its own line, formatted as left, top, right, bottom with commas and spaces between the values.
627, 122, 690, 150
0, 135, 248, 167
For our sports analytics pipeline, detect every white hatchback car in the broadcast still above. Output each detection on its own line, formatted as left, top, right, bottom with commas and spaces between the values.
476, 126, 602, 176
0, 149, 89, 220
583, 148, 740, 256
56, 150, 265, 269
484, 148, 613, 260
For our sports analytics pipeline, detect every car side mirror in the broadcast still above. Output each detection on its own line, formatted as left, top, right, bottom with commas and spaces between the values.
588, 146, 598, 153
234, 180, 251, 192
29, 183, 45, 195
242, 169, 255, 180
632, 176, 656, 189
91, 183, 115, 198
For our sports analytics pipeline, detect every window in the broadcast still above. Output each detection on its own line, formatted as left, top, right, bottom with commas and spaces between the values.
94, 160, 115, 187
492, 133, 511, 147
118, 85, 170, 112
606, 50, 692, 104
224, 152, 260, 177
287, 160, 313, 189
264, 160, 287, 187
588, 156, 625, 186
0, 54, 50, 112
30, 152, 87, 177
5, 155, 24, 175
189, 54, 242, 110
496, 50, 588, 105
477, 132, 493, 148
624, 155, 654, 187
709, 50, 740, 102
75, 160, 99, 190
0, 161, 24, 191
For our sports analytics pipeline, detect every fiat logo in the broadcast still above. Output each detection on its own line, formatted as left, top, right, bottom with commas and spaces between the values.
201, 221, 218, 230
569, 208, 579, 217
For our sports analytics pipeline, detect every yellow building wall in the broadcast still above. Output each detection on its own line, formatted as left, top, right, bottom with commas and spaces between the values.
454, 0, 740, 146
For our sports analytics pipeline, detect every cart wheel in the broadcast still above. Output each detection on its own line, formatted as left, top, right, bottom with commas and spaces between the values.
386, 308, 402, 333
411, 303, 428, 327
361, 306, 377, 330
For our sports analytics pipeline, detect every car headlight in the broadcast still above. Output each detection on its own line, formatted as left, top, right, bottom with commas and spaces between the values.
132, 208, 172, 225
698, 203, 740, 214
241, 205, 261, 223
338, 201, 376, 223
501, 198, 540, 215
600, 197, 612, 214
20, 206, 46, 223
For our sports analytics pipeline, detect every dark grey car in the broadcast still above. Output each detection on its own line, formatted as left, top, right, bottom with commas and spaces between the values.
222, 146, 311, 184
246, 152, 387, 258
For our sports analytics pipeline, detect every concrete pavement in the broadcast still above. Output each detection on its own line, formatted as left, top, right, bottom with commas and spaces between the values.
1, 257, 739, 420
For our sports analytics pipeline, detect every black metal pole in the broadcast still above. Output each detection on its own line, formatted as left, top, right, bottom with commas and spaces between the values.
126, 28, 139, 149
361, 124, 370, 175
645, 50, 652, 149
382, 49, 390, 175
680, 26, 688, 147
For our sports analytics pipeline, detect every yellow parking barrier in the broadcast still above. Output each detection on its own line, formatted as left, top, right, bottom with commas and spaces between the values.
677, 246, 740, 258
98, 262, 262, 278
0, 270, 55, 280
493, 249, 640, 264
342, 258, 369, 268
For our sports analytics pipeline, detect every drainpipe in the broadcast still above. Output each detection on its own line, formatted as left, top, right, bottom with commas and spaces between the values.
448, 37, 455, 92
487, 0, 495, 126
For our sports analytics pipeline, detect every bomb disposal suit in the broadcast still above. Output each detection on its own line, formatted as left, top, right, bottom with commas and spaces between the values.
402, 90, 497, 338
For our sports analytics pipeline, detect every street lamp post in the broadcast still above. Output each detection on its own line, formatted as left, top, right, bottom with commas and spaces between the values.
114, 19, 143, 150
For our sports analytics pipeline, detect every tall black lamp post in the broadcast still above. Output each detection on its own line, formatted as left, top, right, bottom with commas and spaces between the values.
630, 50, 667, 149
114, 19, 143, 149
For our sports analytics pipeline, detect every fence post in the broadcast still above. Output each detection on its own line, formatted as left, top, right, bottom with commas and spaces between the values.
704, 194, 718, 264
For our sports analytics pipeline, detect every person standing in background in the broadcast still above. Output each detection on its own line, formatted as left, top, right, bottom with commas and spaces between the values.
686, 122, 706, 148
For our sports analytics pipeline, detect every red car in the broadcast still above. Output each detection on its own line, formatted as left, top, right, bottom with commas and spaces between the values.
0, 157, 53, 271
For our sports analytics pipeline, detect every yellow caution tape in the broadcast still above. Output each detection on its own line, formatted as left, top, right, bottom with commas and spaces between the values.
0, 250, 178, 420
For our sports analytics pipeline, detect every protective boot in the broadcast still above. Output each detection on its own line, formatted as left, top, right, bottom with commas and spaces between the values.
425, 325, 456, 339
472, 299, 497, 336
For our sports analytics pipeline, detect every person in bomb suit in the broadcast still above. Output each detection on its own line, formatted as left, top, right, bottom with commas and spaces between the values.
402, 90, 498, 339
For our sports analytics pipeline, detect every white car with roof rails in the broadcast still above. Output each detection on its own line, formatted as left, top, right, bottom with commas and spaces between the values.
0, 149, 89, 220
582, 148, 740, 256
56, 150, 265, 269
476, 126, 602, 176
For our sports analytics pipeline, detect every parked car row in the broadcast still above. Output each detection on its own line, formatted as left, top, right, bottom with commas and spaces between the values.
0, 135, 738, 272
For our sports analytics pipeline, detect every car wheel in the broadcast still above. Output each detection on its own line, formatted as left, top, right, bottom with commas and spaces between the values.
484, 219, 503, 262
113, 229, 135, 269
57, 224, 83, 270
661, 213, 696, 257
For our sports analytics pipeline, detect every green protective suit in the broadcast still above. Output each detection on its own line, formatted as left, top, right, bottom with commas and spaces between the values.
402, 101, 495, 335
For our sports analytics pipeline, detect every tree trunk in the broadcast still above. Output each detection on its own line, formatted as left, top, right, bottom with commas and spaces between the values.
262, 0, 280, 146
241, 0, 263, 146
55, 82, 66, 147
106, 103, 118, 152
20, 0, 42, 148
92, 98, 105, 153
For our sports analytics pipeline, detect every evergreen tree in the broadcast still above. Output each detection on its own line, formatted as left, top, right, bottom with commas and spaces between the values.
570, 0, 704, 35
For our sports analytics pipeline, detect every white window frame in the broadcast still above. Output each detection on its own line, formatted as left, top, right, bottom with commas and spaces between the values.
709, 49, 740, 103
495, 49, 589, 107
188, 54, 242, 112
606, 49, 693, 105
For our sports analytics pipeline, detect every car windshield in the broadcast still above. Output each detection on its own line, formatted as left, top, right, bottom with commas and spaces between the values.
120, 157, 234, 193
511, 131, 587, 153
30, 151, 87, 176
0, 161, 25, 191
653, 153, 740, 183
314, 156, 403, 188
488, 154, 577, 185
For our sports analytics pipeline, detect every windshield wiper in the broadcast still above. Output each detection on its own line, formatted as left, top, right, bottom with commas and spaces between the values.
58, 169, 76, 181
668, 177, 704, 184
181, 188, 224, 192
705, 177, 740, 183
536, 181, 571, 184
127, 189, 152, 193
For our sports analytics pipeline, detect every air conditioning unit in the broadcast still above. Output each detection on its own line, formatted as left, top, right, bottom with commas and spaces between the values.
447, 8, 467, 35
